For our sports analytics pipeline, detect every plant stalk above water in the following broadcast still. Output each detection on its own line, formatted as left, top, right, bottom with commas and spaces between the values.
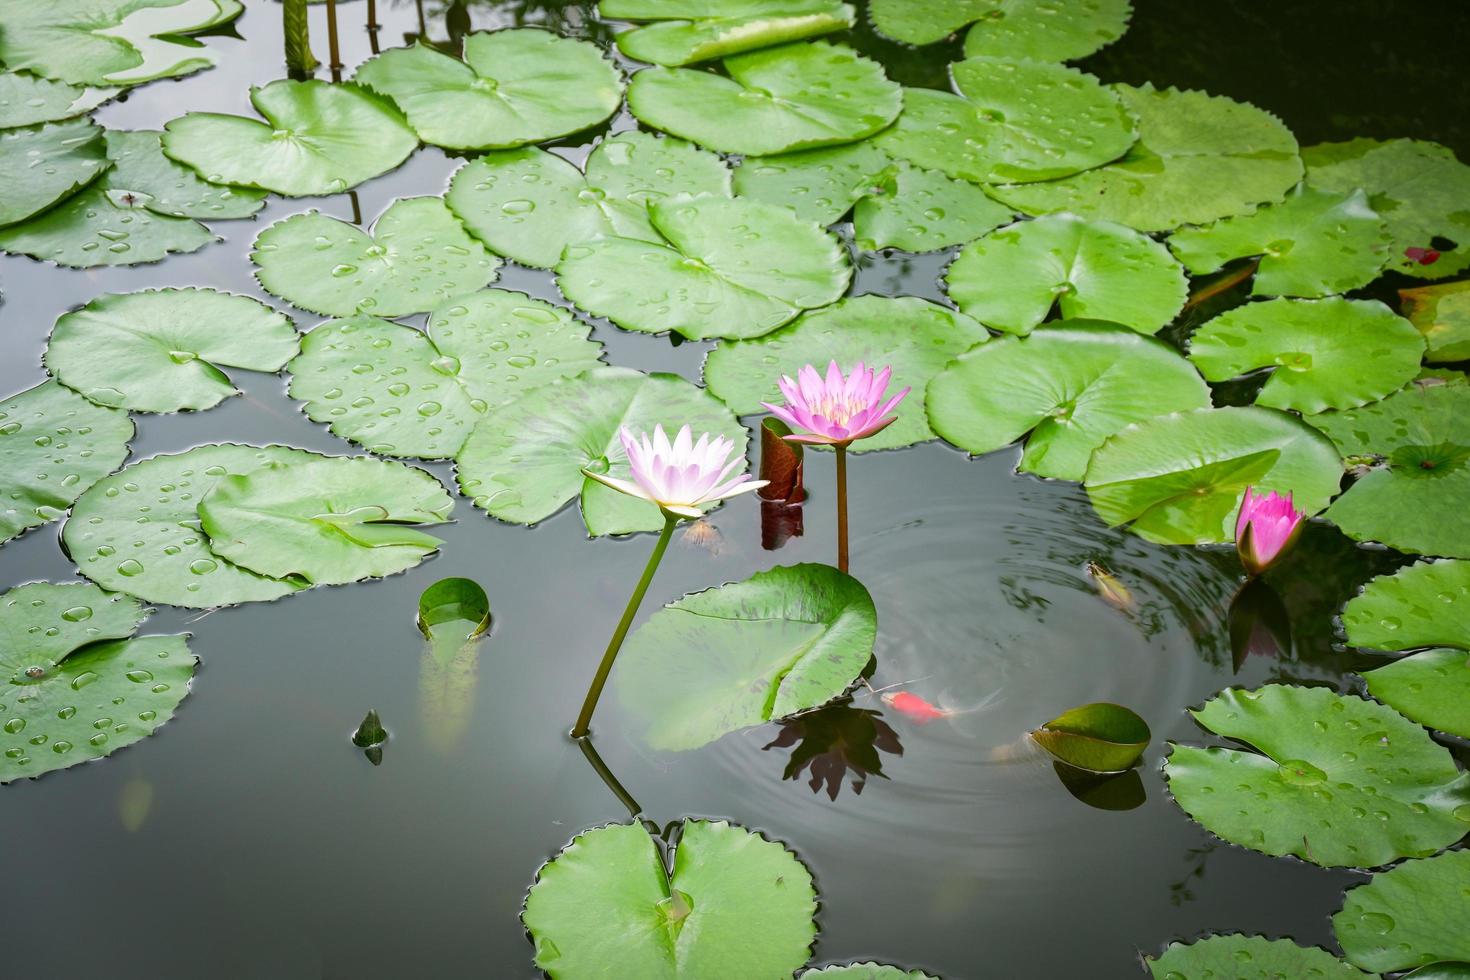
835, 443, 849, 572
282, 0, 318, 76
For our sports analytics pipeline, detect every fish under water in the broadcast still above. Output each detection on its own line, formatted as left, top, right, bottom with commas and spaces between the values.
881, 690, 952, 724
1085, 561, 1137, 613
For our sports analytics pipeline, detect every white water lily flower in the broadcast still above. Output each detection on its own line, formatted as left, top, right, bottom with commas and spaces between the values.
584, 424, 766, 519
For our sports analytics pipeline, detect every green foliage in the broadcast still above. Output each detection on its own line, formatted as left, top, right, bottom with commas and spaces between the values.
869, 0, 1130, 61
1400, 280, 1470, 363
0, 117, 109, 226
104, 129, 266, 220
1362, 649, 1470, 739
1146, 935, 1369, 979
0, 179, 216, 267
0, 71, 113, 128
1030, 701, 1150, 772
1342, 560, 1470, 652
1334, 851, 1470, 973
607, 0, 855, 66
803, 966, 939, 979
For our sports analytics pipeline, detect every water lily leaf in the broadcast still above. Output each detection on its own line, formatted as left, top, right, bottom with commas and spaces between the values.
1342, 560, 1470, 652
288, 292, 603, 459
64, 444, 318, 608
627, 40, 901, 156
1362, 649, 1470, 739
733, 140, 892, 226
873, 59, 1137, 185
103, 129, 265, 220
197, 455, 452, 586
353, 30, 621, 150
0, 582, 146, 666
0, 117, 109, 226
606, 0, 853, 66
803, 965, 939, 979
944, 215, 1188, 336
869, 0, 1129, 59
447, 132, 731, 270
1030, 701, 1149, 772
161, 79, 417, 197
253, 197, 500, 317
556, 193, 849, 340
1084, 406, 1343, 545
993, 84, 1303, 232
1165, 685, 1470, 868
0, 178, 216, 267
1146, 935, 1369, 980
1304, 139, 1470, 279
1311, 385, 1470, 558
926, 322, 1211, 480
705, 295, 990, 452
1168, 185, 1390, 297
0, 71, 115, 128
1400, 280, 1470, 363
1188, 298, 1425, 414
0, 381, 132, 546
46, 288, 298, 413
615, 563, 876, 750
523, 820, 817, 978
1335, 851, 1470, 973
455, 366, 746, 535
854, 161, 1013, 253
417, 577, 490, 642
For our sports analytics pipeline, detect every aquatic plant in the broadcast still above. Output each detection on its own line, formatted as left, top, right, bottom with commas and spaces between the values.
1234, 487, 1306, 577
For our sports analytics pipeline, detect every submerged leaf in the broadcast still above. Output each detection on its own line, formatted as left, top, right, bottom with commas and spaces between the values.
606, 0, 855, 66
1341, 560, 1470, 652
0, 117, 109, 227
1399, 279, 1470, 363
1030, 702, 1150, 773
1334, 851, 1470, 973
1146, 935, 1369, 979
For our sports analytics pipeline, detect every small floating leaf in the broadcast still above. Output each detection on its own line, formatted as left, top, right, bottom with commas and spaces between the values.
1030, 702, 1149, 773
1399, 279, 1470, 363
1362, 649, 1470, 739
417, 577, 491, 642
1334, 851, 1470, 973
1341, 560, 1470, 652
852, 162, 1014, 253
0, 117, 109, 227
352, 709, 387, 747
605, 0, 855, 66
1146, 935, 1369, 979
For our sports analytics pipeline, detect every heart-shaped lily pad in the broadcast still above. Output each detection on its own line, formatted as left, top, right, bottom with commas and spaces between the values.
288, 291, 604, 459
1188, 297, 1425, 414
447, 131, 731, 270
0, 117, 109, 227
993, 84, 1303, 232
162, 79, 417, 197
455, 366, 746, 535
1165, 685, 1470, 867
1084, 406, 1343, 545
615, 563, 876, 751
1342, 560, 1470, 652
1334, 851, 1470, 973
1146, 936, 1369, 980
523, 819, 817, 978
705, 295, 990, 452
1362, 649, 1470, 739
605, 0, 854, 66
1030, 701, 1150, 773
353, 29, 621, 150
556, 193, 849, 340
47, 288, 298, 413
803, 965, 939, 979
253, 197, 500, 317
1, 381, 132, 546
104, 129, 265, 220
627, 40, 901, 156
944, 215, 1188, 335
926, 321, 1211, 480
1399, 280, 1470, 364
869, 0, 1130, 60
0, 70, 114, 128
0, 177, 216, 267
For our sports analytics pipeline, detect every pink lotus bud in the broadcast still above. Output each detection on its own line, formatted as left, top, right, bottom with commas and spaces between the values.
1235, 486, 1305, 576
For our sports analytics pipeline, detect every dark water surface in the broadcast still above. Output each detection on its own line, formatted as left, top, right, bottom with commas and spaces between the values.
1, 2, 1464, 977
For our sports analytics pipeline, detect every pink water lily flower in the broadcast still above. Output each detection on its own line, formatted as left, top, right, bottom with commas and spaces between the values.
1235, 486, 1306, 576
762, 361, 910, 446
583, 424, 766, 519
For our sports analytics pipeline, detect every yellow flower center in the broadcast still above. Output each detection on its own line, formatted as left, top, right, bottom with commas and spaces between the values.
810, 393, 867, 426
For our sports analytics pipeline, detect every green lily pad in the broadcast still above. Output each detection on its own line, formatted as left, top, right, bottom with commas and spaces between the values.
992, 84, 1303, 233
454, 366, 746, 535
417, 577, 490, 642
615, 563, 876, 751
0, 582, 146, 666
1342, 560, 1470, 652
353, 30, 621, 150
0, 117, 109, 226
853, 163, 1014, 252
1030, 702, 1150, 773
1168, 185, 1390, 298
47, 288, 298, 413
556, 193, 849, 340
523, 820, 817, 978
803, 966, 939, 979
944, 214, 1188, 335
627, 40, 901, 156
446, 132, 731, 270
1304, 139, 1470, 279
1362, 649, 1470, 739
1400, 280, 1470, 364
732, 140, 892, 226
705, 295, 990, 452
1165, 685, 1470, 868
161, 79, 417, 197
287, 292, 604, 459
1146, 935, 1369, 980
1335, 851, 1470, 973
0, 178, 216, 267
103, 129, 265, 220
1, 381, 132, 546
926, 322, 1211, 481
1188, 298, 1425, 414
606, 0, 853, 66
1084, 406, 1343, 545
1311, 385, 1470, 558
0, 71, 114, 128
869, 0, 1130, 59
64, 444, 317, 608
874, 59, 1137, 185
253, 197, 500, 317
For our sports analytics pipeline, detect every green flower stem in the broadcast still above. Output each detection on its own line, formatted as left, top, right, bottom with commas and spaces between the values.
577, 736, 644, 820
571, 515, 678, 738
835, 443, 849, 573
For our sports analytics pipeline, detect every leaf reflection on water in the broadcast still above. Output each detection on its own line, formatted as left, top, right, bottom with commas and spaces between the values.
763, 700, 903, 801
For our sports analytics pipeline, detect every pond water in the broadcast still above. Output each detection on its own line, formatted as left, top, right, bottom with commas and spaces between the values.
1, 1, 1466, 977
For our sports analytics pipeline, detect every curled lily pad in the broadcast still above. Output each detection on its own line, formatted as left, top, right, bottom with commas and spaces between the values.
523, 820, 817, 978
1334, 851, 1470, 973
1165, 685, 1470, 867
0, 117, 109, 226
447, 132, 731, 270
627, 40, 901, 156
161, 79, 417, 197
288, 293, 603, 459
1362, 649, 1470, 739
1400, 280, 1470, 364
0, 178, 216, 267
253, 197, 500, 317
1146, 935, 1369, 980
869, 0, 1130, 59
926, 321, 1211, 481
556, 193, 850, 340
103, 129, 265, 220
1084, 406, 1343, 546
0, 71, 115, 128
1342, 560, 1470, 652
803, 966, 939, 979
993, 84, 1303, 232
1, 381, 132, 546
605, 0, 854, 66
417, 577, 490, 642
354, 30, 621, 150
1030, 702, 1150, 773
1188, 298, 1425, 414
944, 215, 1188, 336
47, 288, 298, 413
615, 563, 876, 751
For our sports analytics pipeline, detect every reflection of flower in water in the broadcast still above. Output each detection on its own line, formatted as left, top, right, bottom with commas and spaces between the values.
762, 701, 903, 801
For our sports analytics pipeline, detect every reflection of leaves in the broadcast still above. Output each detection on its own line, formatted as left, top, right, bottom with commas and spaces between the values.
1167, 840, 1218, 907
1052, 762, 1146, 811
419, 636, 483, 753
763, 701, 902, 801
